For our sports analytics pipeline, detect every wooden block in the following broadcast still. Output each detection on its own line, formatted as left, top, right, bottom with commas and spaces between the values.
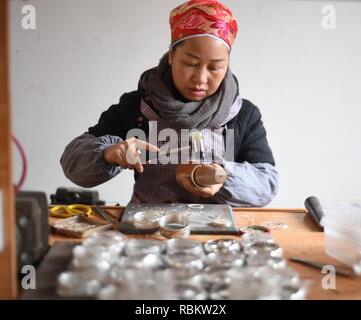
51, 216, 112, 238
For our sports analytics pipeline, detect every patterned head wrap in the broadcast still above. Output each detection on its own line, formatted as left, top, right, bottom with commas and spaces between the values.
170, 0, 238, 51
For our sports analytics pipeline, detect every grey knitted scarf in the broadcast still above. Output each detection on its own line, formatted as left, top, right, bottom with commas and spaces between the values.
138, 53, 238, 130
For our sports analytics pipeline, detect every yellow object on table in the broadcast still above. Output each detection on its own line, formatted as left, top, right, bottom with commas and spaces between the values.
49, 204, 93, 218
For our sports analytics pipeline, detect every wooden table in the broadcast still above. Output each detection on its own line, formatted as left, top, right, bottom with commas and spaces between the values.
47, 206, 361, 300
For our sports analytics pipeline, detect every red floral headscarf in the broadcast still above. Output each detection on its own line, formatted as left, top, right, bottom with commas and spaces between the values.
170, 0, 238, 51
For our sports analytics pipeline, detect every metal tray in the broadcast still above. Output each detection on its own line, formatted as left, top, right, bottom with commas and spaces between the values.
119, 203, 238, 235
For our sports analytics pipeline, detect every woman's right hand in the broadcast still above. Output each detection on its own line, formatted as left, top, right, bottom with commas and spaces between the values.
103, 137, 159, 173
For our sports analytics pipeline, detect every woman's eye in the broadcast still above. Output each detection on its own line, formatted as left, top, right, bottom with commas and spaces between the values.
209, 66, 222, 71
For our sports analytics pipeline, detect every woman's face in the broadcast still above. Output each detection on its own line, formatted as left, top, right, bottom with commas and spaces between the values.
168, 36, 230, 102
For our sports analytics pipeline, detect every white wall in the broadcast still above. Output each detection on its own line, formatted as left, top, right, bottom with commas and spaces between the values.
9, 0, 361, 207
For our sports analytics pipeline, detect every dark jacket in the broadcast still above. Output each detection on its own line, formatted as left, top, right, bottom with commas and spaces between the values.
61, 90, 278, 206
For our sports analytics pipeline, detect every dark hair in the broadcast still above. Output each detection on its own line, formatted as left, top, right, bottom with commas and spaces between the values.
170, 41, 184, 52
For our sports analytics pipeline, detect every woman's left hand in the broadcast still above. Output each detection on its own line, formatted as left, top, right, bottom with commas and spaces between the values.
175, 163, 224, 198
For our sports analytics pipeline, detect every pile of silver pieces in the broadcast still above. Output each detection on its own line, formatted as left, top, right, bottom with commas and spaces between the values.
56, 231, 307, 300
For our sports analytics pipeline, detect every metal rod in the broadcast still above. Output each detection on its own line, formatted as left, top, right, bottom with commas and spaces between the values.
158, 145, 191, 157
289, 256, 355, 278
92, 201, 115, 223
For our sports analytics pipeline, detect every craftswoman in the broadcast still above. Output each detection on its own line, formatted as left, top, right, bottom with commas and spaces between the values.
61, 0, 278, 206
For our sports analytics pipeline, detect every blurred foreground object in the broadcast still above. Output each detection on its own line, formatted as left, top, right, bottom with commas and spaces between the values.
50, 187, 105, 205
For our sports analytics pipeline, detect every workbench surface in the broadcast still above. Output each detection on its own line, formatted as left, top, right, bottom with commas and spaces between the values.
22, 207, 361, 300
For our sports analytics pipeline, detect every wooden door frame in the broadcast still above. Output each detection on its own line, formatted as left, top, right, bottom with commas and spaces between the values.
0, 0, 18, 299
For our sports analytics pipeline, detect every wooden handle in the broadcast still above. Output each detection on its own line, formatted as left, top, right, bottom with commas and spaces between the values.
194, 165, 228, 187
